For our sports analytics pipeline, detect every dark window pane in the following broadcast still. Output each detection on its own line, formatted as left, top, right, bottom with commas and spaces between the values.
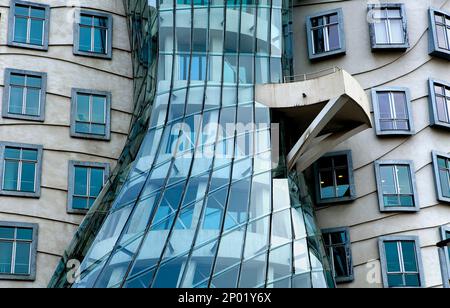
74, 167, 88, 196
312, 29, 325, 54
387, 273, 403, 287
89, 168, 104, 197
16, 228, 33, 241
20, 162, 36, 192
14, 242, 31, 274
0, 227, 15, 239
404, 273, 420, 287
93, 28, 107, 54
0, 242, 13, 274
401, 241, 418, 272
72, 196, 88, 210
3, 161, 19, 191
384, 241, 400, 272
439, 169, 450, 198
332, 246, 348, 277
319, 170, 334, 199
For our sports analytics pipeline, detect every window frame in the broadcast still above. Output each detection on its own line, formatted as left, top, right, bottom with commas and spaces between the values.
371, 87, 415, 136
321, 227, 354, 283
0, 142, 43, 198
428, 78, 450, 130
306, 8, 346, 61
431, 151, 450, 203
314, 150, 356, 205
0, 221, 38, 281
368, 3, 409, 51
7, 0, 50, 51
440, 225, 450, 288
378, 235, 425, 288
70, 88, 112, 141
67, 160, 110, 214
374, 160, 419, 212
73, 9, 113, 60
429, 8, 450, 60
2, 68, 47, 122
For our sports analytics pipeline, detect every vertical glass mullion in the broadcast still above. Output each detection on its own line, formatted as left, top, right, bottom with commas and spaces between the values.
11, 228, 17, 274
17, 150, 23, 192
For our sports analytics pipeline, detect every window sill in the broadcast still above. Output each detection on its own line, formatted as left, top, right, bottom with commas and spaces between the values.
0, 273, 35, 281
308, 49, 346, 61
2, 113, 45, 122
0, 190, 40, 198
7, 41, 48, 51
73, 49, 112, 60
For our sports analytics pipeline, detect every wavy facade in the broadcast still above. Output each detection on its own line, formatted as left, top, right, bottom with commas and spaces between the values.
0, 0, 132, 287
294, 0, 450, 288
49, 0, 335, 288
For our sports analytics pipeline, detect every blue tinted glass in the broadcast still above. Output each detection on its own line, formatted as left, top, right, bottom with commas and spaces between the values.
384, 241, 400, 272
14, 242, 31, 274
94, 16, 108, 27
405, 274, 420, 287
30, 7, 45, 19
79, 26, 92, 52
401, 241, 418, 272
89, 168, 104, 197
90, 124, 106, 135
15, 5, 29, 16
80, 15, 92, 26
3, 161, 19, 191
387, 274, 403, 287
0, 227, 15, 239
74, 167, 88, 196
29, 19, 44, 45
9, 86, 24, 114
152, 261, 183, 288
92, 96, 106, 124
4, 148, 20, 159
72, 197, 88, 210
93, 28, 107, 53
16, 228, 33, 240
0, 242, 13, 274
23, 149, 38, 162
26, 88, 40, 116
76, 94, 90, 122
14, 17, 28, 43
10, 74, 25, 86
20, 162, 36, 192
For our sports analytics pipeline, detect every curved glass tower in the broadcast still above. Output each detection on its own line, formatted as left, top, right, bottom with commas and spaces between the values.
49, 0, 334, 288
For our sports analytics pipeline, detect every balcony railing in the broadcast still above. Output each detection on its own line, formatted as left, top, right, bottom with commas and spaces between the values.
283, 66, 341, 83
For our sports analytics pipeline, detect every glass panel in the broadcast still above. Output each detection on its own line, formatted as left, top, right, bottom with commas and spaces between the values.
332, 246, 348, 278
4, 148, 20, 160
26, 76, 41, 88
335, 168, 350, 197
26, 88, 40, 116
76, 94, 90, 122
319, 170, 334, 199
436, 25, 448, 49
9, 87, 24, 115
79, 26, 92, 52
0, 227, 14, 239
327, 24, 340, 50
389, 19, 404, 44
0, 242, 13, 274
3, 161, 19, 191
401, 241, 418, 272
16, 228, 33, 241
439, 169, 450, 198
387, 273, 403, 287
384, 241, 400, 272
93, 28, 107, 54
435, 96, 449, 123
14, 17, 28, 43
20, 162, 36, 192
92, 96, 106, 124
15, 5, 29, 17
89, 168, 104, 197
10, 74, 25, 86
30, 19, 44, 45
380, 165, 396, 194
14, 242, 31, 274
74, 166, 88, 196
396, 165, 412, 195
405, 273, 420, 287
30, 7, 45, 19
374, 21, 388, 44
312, 28, 325, 54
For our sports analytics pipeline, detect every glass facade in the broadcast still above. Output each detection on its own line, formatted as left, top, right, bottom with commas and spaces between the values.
49, 0, 333, 288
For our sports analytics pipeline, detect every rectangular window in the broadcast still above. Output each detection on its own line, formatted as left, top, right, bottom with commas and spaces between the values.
306, 9, 346, 60
368, 4, 409, 50
314, 150, 355, 204
371, 87, 414, 135
2, 69, 47, 121
429, 79, 450, 129
0, 221, 38, 281
74, 10, 112, 59
432, 151, 450, 203
68, 161, 109, 214
8, 1, 50, 50
178, 54, 207, 81
379, 236, 424, 288
322, 227, 353, 283
0, 143, 43, 198
429, 8, 450, 59
375, 160, 419, 212
71, 89, 111, 140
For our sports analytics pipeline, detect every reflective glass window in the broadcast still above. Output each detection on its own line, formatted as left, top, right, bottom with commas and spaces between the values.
12, 3, 48, 47
70, 163, 107, 211
322, 228, 353, 282
0, 224, 35, 277
6, 71, 43, 118
3, 147, 38, 193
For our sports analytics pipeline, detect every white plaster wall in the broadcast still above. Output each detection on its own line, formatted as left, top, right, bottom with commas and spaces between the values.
0, 0, 132, 287
293, 0, 450, 288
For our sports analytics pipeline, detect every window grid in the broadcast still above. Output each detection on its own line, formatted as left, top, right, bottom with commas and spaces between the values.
322, 228, 353, 283
79, 14, 109, 54
0, 227, 32, 275
319, 157, 348, 199
13, 4, 46, 46
434, 83, 450, 124
72, 166, 105, 210
384, 240, 420, 287
373, 8, 404, 44
310, 13, 339, 54
377, 91, 409, 131
75, 93, 107, 136
3, 147, 37, 193
8, 73, 41, 116
434, 12, 450, 50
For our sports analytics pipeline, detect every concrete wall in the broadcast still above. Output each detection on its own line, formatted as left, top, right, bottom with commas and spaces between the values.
293, 0, 450, 288
0, 0, 132, 287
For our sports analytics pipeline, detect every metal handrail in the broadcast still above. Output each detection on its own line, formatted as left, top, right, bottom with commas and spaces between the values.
283, 66, 342, 83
